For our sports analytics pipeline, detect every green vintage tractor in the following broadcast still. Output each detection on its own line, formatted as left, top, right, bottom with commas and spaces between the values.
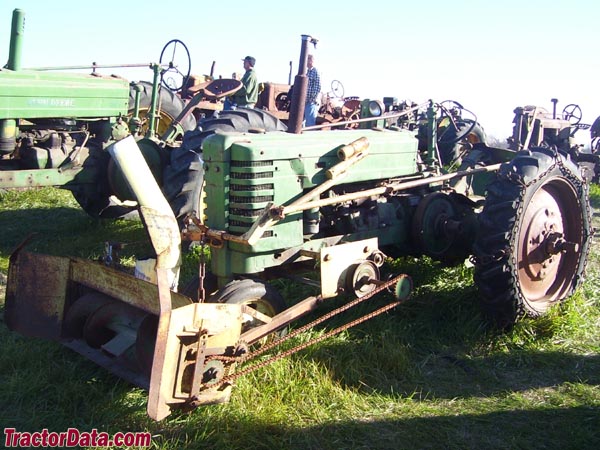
0, 9, 217, 219
4, 28, 593, 422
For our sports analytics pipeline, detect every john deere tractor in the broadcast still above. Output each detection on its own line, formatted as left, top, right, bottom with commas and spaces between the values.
0, 9, 204, 219
4, 24, 593, 422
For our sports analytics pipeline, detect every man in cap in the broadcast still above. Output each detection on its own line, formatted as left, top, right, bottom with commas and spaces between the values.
229, 56, 259, 109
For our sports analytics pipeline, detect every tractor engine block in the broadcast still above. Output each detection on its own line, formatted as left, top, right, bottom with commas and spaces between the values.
18, 128, 80, 169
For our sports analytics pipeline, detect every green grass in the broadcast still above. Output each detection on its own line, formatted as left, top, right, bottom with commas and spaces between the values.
0, 186, 599, 450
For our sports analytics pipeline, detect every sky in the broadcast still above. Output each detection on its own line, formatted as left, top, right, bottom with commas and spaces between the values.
2, 0, 599, 143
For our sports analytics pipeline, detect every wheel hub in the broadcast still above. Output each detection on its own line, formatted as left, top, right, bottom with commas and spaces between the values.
523, 206, 563, 281
518, 181, 582, 302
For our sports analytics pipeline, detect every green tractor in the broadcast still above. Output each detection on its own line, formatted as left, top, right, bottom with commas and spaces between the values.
0, 9, 210, 219
4, 26, 593, 421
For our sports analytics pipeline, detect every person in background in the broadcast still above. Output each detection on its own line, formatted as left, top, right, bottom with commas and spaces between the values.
228, 56, 259, 109
304, 54, 321, 127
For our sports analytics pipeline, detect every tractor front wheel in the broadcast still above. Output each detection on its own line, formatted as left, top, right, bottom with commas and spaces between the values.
208, 279, 286, 345
473, 148, 592, 328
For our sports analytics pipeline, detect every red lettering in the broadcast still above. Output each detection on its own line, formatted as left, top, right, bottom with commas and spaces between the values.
135, 432, 152, 447
66, 428, 79, 446
97, 432, 110, 446
48, 432, 60, 447
31, 432, 42, 447
40, 429, 49, 447
19, 432, 31, 447
124, 433, 134, 446
79, 432, 91, 447
4, 428, 152, 448
4, 428, 16, 448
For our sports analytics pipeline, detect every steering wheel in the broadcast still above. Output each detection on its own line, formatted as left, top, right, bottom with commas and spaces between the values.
562, 104, 582, 125
436, 100, 477, 146
159, 39, 191, 92
438, 100, 465, 118
330, 80, 345, 99
275, 92, 291, 112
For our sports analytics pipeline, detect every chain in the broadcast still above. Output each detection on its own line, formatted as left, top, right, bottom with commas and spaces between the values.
197, 241, 207, 303
207, 274, 406, 389
556, 150, 594, 283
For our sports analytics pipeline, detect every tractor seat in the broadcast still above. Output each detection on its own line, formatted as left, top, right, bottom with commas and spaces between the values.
187, 78, 242, 100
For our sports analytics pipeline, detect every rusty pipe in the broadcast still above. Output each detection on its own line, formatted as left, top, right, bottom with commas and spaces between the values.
288, 35, 318, 134
280, 163, 503, 216
107, 136, 181, 273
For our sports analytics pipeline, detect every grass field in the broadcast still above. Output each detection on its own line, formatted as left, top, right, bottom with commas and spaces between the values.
0, 185, 599, 450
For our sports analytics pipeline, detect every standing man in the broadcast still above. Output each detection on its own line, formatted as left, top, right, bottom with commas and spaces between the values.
304, 54, 321, 127
229, 56, 259, 109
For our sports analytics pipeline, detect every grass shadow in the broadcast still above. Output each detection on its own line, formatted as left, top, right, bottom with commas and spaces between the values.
0, 207, 149, 269
152, 406, 600, 450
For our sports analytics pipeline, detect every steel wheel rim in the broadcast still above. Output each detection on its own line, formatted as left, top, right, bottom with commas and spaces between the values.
241, 297, 277, 332
136, 108, 176, 137
517, 178, 583, 303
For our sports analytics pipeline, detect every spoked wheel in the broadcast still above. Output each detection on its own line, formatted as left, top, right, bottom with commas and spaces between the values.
562, 103, 582, 125
208, 279, 286, 346
473, 148, 592, 328
437, 119, 486, 166
330, 80, 344, 99
340, 99, 362, 128
275, 92, 291, 112
437, 100, 485, 165
128, 81, 196, 138
159, 39, 191, 93
436, 100, 485, 166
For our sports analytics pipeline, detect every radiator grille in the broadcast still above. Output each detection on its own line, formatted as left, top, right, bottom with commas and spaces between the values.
229, 208, 264, 217
231, 171, 273, 179
228, 158, 275, 239
231, 160, 273, 167
230, 195, 274, 204
231, 183, 274, 191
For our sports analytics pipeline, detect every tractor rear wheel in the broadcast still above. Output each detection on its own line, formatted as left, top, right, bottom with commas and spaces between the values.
72, 83, 196, 219
473, 148, 592, 328
163, 108, 287, 226
128, 81, 196, 138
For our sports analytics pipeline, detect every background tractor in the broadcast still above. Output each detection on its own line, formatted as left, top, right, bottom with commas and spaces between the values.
0, 10, 212, 220
3, 20, 593, 422
505, 99, 600, 181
